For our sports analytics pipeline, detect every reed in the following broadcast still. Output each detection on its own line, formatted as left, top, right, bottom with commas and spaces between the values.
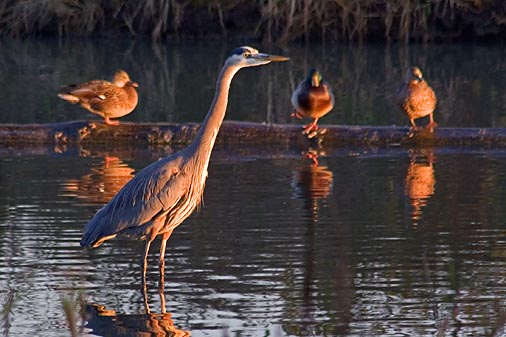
0, 0, 503, 42
1, 290, 16, 337
61, 291, 85, 337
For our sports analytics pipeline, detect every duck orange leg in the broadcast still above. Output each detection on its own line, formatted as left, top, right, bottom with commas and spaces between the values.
303, 118, 319, 133
104, 117, 120, 126
427, 113, 438, 132
409, 119, 422, 132
304, 151, 319, 166
291, 110, 304, 119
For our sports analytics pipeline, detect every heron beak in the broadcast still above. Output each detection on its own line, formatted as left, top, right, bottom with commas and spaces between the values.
252, 53, 290, 62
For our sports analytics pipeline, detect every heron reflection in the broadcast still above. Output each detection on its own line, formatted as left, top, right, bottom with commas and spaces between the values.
405, 149, 436, 226
63, 155, 135, 204
83, 292, 189, 337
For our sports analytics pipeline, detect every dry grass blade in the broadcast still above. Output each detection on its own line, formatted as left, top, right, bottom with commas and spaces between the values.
0, 1, 503, 41
61, 292, 85, 337
1, 290, 16, 337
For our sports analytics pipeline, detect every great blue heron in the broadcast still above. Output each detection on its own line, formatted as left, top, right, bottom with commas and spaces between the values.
396, 66, 437, 131
58, 70, 139, 126
291, 68, 334, 134
80, 46, 289, 279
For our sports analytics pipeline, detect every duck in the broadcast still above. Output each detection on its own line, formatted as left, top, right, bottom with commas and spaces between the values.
396, 66, 437, 131
291, 68, 334, 134
58, 70, 139, 126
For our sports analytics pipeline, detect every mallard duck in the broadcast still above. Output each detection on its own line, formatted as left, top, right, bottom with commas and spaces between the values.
291, 68, 334, 134
58, 70, 139, 126
396, 66, 437, 131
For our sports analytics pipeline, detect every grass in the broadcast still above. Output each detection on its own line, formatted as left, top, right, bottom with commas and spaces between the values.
61, 291, 86, 337
0, 0, 504, 42
1, 290, 16, 337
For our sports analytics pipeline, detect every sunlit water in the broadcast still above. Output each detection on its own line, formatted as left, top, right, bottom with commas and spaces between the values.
0, 38, 504, 127
1, 147, 506, 336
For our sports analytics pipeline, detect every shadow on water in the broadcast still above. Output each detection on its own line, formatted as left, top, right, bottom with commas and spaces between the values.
0, 38, 504, 127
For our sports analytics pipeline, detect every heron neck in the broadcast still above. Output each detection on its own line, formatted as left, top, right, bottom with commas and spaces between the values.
190, 63, 239, 160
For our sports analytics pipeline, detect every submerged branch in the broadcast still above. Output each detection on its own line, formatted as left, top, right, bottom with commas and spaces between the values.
2, 121, 506, 150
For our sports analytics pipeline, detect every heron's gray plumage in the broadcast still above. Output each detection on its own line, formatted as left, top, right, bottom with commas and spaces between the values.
80, 153, 187, 247
79, 46, 289, 280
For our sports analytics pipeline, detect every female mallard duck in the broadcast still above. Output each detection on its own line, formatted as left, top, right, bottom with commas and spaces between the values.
291, 68, 334, 134
396, 66, 437, 131
58, 70, 139, 126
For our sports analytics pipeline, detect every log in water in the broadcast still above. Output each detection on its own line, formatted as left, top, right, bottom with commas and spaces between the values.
1, 120, 506, 149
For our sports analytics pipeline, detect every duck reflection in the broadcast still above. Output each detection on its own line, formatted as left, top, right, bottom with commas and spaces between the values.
63, 155, 135, 204
292, 160, 334, 212
405, 149, 436, 226
84, 289, 189, 337
291, 160, 337, 330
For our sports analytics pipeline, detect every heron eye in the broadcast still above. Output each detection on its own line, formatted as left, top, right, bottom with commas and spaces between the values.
243, 52, 251, 58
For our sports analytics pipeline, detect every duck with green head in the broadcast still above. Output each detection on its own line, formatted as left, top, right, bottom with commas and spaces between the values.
291, 68, 334, 134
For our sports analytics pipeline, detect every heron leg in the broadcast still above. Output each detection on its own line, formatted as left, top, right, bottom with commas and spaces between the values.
158, 283, 167, 314
141, 276, 151, 314
141, 238, 153, 285
158, 229, 174, 290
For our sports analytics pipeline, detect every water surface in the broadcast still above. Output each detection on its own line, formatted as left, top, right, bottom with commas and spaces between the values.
1, 147, 506, 336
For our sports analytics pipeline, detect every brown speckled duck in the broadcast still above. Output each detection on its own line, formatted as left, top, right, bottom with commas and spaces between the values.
58, 70, 139, 126
396, 66, 437, 131
291, 68, 334, 134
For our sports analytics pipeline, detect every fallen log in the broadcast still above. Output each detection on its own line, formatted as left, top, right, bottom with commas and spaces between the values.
1, 120, 506, 149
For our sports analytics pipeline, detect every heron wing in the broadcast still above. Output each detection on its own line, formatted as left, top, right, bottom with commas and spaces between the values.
80, 154, 187, 247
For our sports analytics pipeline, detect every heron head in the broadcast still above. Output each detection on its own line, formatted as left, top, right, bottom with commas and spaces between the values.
113, 70, 138, 88
307, 68, 322, 87
406, 66, 424, 82
226, 46, 289, 68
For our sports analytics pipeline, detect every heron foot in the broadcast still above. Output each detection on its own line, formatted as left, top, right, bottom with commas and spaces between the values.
158, 261, 166, 291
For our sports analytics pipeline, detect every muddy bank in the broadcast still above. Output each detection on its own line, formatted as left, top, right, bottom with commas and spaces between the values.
2, 121, 506, 151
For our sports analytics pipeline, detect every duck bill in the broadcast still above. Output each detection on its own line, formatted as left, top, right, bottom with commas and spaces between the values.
312, 73, 320, 87
252, 53, 290, 62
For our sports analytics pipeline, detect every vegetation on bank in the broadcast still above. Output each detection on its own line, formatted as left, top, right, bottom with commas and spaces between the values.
0, 0, 504, 42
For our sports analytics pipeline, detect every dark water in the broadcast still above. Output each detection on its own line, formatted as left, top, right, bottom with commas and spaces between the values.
0, 38, 504, 127
2, 146, 506, 336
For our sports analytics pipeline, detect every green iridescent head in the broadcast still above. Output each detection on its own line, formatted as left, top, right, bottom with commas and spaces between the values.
307, 68, 322, 87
